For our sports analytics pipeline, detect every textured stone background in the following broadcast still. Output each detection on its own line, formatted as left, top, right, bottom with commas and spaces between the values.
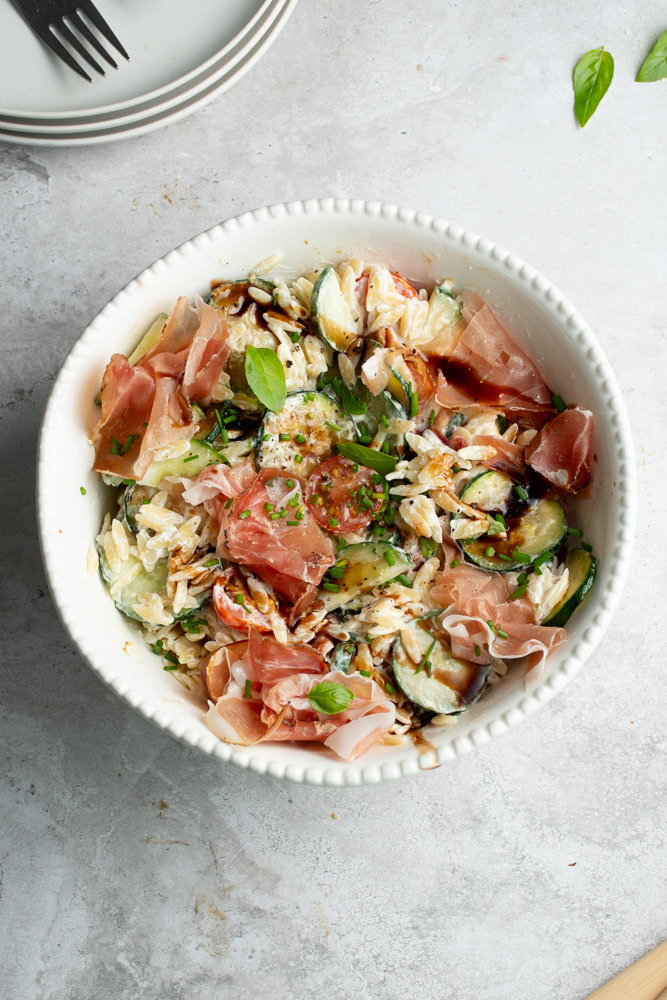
1, 1, 666, 998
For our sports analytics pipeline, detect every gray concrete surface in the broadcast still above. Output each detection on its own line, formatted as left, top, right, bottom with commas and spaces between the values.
1, 1, 666, 997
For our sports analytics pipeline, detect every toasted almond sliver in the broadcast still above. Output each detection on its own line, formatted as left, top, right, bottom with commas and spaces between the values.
400, 628, 423, 664
457, 445, 497, 461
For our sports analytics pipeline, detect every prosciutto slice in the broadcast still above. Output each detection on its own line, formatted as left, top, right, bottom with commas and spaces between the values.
182, 458, 256, 506
245, 628, 326, 685
473, 434, 526, 478
435, 304, 555, 427
525, 407, 593, 493
92, 297, 229, 480
216, 469, 335, 595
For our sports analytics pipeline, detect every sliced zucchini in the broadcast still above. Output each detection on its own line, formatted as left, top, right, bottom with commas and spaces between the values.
127, 314, 168, 366
423, 284, 462, 342
311, 266, 358, 351
460, 470, 514, 510
137, 439, 223, 488
257, 390, 356, 477
392, 614, 489, 713
346, 379, 406, 439
124, 484, 157, 533
544, 548, 596, 627
320, 541, 413, 611
363, 339, 412, 411
98, 549, 208, 624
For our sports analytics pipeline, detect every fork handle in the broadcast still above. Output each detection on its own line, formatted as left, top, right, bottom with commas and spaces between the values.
584, 941, 667, 1000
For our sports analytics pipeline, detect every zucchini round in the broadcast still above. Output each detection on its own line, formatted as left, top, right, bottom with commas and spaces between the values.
311, 266, 358, 351
457, 470, 567, 572
257, 390, 356, 477
98, 549, 208, 624
544, 548, 596, 627
320, 541, 413, 611
124, 484, 157, 533
137, 439, 223, 488
392, 614, 489, 713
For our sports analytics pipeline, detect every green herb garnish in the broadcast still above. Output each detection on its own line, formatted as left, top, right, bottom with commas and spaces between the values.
573, 47, 614, 127
308, 681, 355, 715
336, 441, 398, 475
636, 29, 667, 82
245, 344, 286, 413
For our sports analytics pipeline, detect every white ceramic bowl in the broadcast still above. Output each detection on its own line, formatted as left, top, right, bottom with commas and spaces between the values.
37, 200, 635, 786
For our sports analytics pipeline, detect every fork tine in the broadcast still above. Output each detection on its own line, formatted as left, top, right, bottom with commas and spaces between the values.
57, 20, 105, 76
77, 0, 130, 60
68, 10, 118, 68
31, 22, 92, 82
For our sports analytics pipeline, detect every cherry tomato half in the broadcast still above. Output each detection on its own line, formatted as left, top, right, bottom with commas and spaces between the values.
212, 567, 274, 633
305, 456, 384, 534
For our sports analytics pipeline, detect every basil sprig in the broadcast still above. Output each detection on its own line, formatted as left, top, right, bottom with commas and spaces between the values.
337, 441, 397, 474
309, 681, 355, 715
245, 345, 286, 414
573, 47, 614, 126
637, 29, 667, 82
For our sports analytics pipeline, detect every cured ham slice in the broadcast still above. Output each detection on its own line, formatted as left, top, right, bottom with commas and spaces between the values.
525, 407, 593, 493
217, 469, 335, 595
182, 457, 256, 506
92, 297, 229, 480
435, 304, 555, 427
206, 697, 267, 746
473, 434, 526, 478
245, 627, 326, 685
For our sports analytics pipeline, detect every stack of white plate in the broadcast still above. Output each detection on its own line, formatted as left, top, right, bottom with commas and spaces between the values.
0, 0, 297, 146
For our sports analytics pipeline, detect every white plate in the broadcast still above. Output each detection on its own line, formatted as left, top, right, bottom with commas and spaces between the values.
0, 1, 296, 147
0, 0, 277, 118
0, 0, 290, 135
37, 200, 636, 786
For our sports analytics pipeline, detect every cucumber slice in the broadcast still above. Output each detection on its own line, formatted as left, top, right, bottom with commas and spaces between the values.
98, 549, 208, 624
311, 266, 358, 351
124, 484, 157, 533
127, 314, 168, 366
137, 439, 223, 488
320, 541, 413, 611
544, 548, 596, 627
257, 390, 356, 477
392, 614, 489, 713
457, 470, 568, 572
362, 339, 413, 411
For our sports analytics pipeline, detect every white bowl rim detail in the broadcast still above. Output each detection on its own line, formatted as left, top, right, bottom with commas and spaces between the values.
36, 198, 636, 786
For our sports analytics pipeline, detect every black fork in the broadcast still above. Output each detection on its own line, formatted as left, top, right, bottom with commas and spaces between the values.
12, 0, 129, 82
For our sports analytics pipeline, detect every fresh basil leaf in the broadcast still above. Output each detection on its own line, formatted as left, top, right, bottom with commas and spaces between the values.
245, 345, 286, 414
308, 681, 355, 715
573, 47, 614, 127
445, 412, 465, 438
340, 382, 367, 416
636, 29, 667, 82
336, 441, 397, 474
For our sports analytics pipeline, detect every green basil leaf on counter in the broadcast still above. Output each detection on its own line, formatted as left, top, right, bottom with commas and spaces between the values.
573, 47, 614, 127
636, 29, 667, 82
308, 681, 355, 715
245, 345, 286, 414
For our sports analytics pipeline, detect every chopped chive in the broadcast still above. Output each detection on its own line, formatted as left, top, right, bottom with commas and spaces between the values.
581, 542, 593, 552
372, 473, 383, 484
496, 628, 509, 639
263, 433, 271, 441
512, 548, 532, 564
305, 392, 315, 402
415, 637, 436, 674
164, 651, 179, 664
286, 519, 300, 526
285, 479, 295, 488
328, 517, 339, 527
352, 464, 359, 473
495, 513, 507, 528
295, 433, 306, 444
552, 394, 566, 412
279, 433, 291, 441
486, 620, 496, 635
395, 573, 412, 588
425, 661, 432, 677
152, 639, 164, 654
163, 663, 179, 671
239, 509, 251, 519
381, 441, 391, 454
325, 421, 341, 432
364, 634, 373, 643
290, 331, 300, 343
80, 486, 86, 495
518, 571, 528, 585
385, 682, 396, 695
450, 558, 459, 568
328, 565, 347, 580
509, 584, 528, 601
288, 497, 299, 508
359, 498, 373, 509
485, 546, 495, 558
183, 454, 198, 462
220, 428, 229, 444
371, 492, 385, 499
380, 414, 389, 428
429, 408, 436, 428
359, 434, 372, 444
244, 679, 252, 699
514, 485, 528, 501
322, 582, 340, 592
204, 558, 219, 567
384, 550, 395, 567
533, 552, 552, 568
331, 376, 342, 395
497, 553, 513, 562
222, 415, 236, 425
224, 498, 232, 509
567, 527, 583, 536
294, 454, 303, 464
269, 512, 282, 520
264, 502, 274, 512
409, 391, 419, 418
359, 669, 371, 677
308, 495, 319, 504
215, 409, 224, 434
474, 644, 481, 657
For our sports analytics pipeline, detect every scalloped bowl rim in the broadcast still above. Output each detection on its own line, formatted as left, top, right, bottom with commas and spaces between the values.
36, 199, 636, 786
